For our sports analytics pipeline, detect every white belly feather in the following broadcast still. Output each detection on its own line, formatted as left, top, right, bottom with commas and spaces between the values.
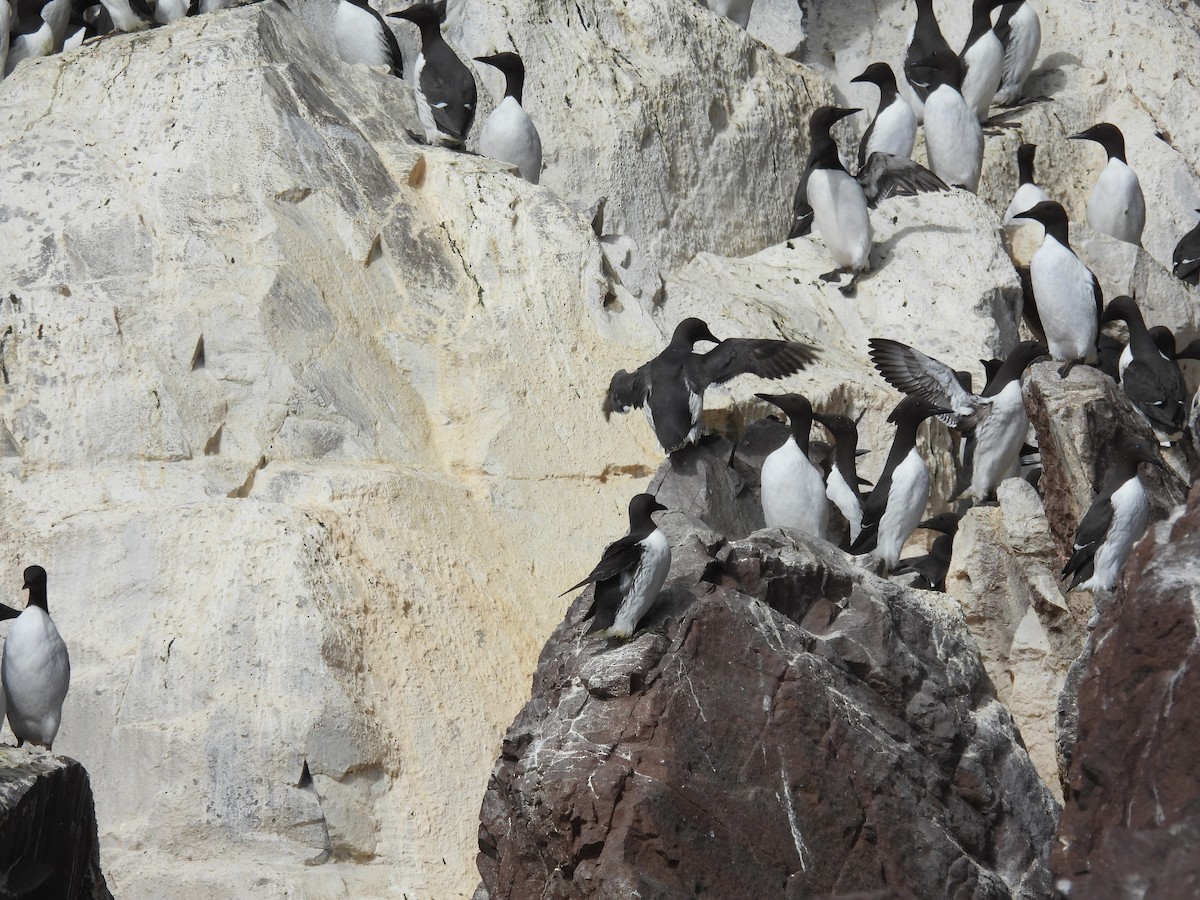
876, 448, 929, 569
865, 99, 917, 161
761, 436, 829, 538
1087, 158, 1145, 245
3, 607, 71, 748
960, 31, 1004, 120
611, 529, 671, 637
968, 381, 1027, 499
994, 3, 1041, 105
1077, 478, 1149, 592
808, 168, 872, 271
479, 96, 542, 184
1030, 237, 1097, 363
826, 465, 863, 543
1003, 181, 1049, 225
923, 85, 983, 191
335, 1, 391, 69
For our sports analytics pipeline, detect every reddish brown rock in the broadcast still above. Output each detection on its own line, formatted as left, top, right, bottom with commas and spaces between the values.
478, 529, 1058, 899
1050, 481, 1200, 898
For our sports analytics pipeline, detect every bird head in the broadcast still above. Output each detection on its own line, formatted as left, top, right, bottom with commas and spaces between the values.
389, 1, 444, 27
850, 63, 895, 89
22, 565, 46, 591
474, 52, 524, 77
1012, 199, 1067, 229
1101, 295, 1140, 326
671, 317, 720, 347
887, 394, 952, 425
1068, 123, 1127, 161
1119, 435, 1166, 470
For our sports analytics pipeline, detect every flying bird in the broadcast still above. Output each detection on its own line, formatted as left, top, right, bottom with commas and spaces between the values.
603, 317, 819, 454
561, 494, 671, 640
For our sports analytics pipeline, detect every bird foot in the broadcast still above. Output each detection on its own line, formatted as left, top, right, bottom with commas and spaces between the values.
838, 279, 859, 298
1057, 358, 1083, 378
819, 268, 846, 284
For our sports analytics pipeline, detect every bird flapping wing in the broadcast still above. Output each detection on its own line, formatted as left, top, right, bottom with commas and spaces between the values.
868, 338, 983, 430
687, 338, 819, 389
857, 152, 949, 207
603, 366, 652, 419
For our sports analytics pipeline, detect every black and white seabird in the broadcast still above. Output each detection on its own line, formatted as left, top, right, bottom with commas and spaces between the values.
1172, 210, 1200, 286
561, 494, 671, 640
911, 51, 984, 191
1070, 123, 1145, 245
335, 0, 403, 78
802, 106, 947, 295
2, 566, 71, 751
813, 411, 868, 545
1102, 296, 1189, 441
1063, 436, 1163, 592
603, 317, 819, 454
869, 338, 1047, 501
389, 2, 476, 148
475, 52, 541, 184
893, 511, 962, 591
903, 0, 952, 121
852, 63, 917, 167
992, 1, 1041, 105
756, 393, 828, 539
1015, 200, 1102, 376
5, 0, 72, 74
958, 0, 1010, 121
1002, 143, 1049, 224
851, 395, 951, 570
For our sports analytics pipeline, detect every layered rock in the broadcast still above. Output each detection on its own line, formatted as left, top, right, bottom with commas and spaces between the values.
0, 747, 111, 900
1051, 482, 1200, 896
479, 525, 1060, 898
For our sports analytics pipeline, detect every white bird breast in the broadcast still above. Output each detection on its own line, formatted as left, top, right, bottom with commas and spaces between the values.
968, 381, 1027, 498
1078, 477, 1148, 592
808, 168, 872, 271
825, 465, 863, 543
2, 606, 71, 747
994, 2, 1041, 105
1087, 158, 1146, 245
479, 96, 542, 184
760, 436, 828, 538
612, 529, 671, 637
923, 86, 983, 191
960, 31, 1004, 120
334, 1, 391, 69
865, 99, 918, 161
1003, 181, 1049, 225
1030, 236, 1097, 363
876, 448, 930, 568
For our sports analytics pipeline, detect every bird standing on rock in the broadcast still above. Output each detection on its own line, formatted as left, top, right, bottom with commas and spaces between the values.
475, 52, 541, 184
389, 1, 476, 148
3, 566, 71, 751
851, 395, 951, 571
1070, 123, 1145, 246
958, 0, 1011, 121
912, 51, 984, 191
756, 393, 828, 539
852, 63, 917, 167
561, 494, 671, 640
335, 0, 403, 77
992, 0, 1041, 106
603, 318, 819, 454
813, 411, 868, 545
1015, 200, 1102, 377
1102, 296, 1189, 442
1063, 436, 1163, 592
903, 0, 952, 121
1002, 143, 1049, 225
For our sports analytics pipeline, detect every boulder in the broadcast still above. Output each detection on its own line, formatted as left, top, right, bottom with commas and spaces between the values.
478, 527, 1060, 899
0, 747, 111, 900
1051, 481, 1200, 896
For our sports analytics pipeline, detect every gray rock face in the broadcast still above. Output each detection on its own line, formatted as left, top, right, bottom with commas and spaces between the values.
478, 526, 1060, 898
0, 747, 111, 900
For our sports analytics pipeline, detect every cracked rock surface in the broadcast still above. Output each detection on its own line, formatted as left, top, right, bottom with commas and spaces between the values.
478, 528, 1059, 899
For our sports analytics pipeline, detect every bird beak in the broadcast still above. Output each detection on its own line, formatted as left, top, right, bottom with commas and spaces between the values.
651, 499, 669, 514
755, 392, 777, 405
854, 448, 870, 458
1012, 207, 1039, 222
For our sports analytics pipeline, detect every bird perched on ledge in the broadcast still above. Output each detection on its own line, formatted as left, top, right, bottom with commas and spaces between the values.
1063, 436, 1163, 592
603, 317, 819, 454
561, 494, 671, 640
3, 566, 71, 751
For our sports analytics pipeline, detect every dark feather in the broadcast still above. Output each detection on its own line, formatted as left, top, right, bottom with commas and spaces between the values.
788, 164, 814, 239
1122, 358, 1188, 434
689, 338, 818, 388
867, 338, 979, 430
602, 367, 651, 420
1062, 498, 1114, 589
857, 152, 948, 207
559, 534, 642, 597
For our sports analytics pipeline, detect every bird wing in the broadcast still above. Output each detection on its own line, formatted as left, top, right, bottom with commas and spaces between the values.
868, 338, 983, 430
0, 603, 19, 621
424, 44, 477, 142
1062, 495, 1114, 588
1091, 271, 1104, 320
603, 365, 652, 419
559, 533, 642, 597
856, 152, 949, 207
379, 12, 404, 78
687, 338, 819, 390
1121, 358, 1188, 433
788, 163, 815, 239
